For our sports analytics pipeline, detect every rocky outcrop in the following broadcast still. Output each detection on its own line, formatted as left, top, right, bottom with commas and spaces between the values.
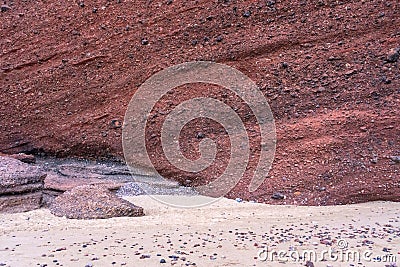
1, 1, 399, 205
39, 158, 133, 206
0, 152, 36, 164
0, 156, 45, 212
49, 185, 144, 219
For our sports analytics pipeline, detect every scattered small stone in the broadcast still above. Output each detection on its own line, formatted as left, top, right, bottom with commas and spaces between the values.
216, 36, 223, 42
166, 0, 173, 5
78, 2, 85, 8
140, 254, 150, 259
160, 259, 166, 263
235, 198, 243, 203
305, 261, 315, 267
281, 62, 289, 69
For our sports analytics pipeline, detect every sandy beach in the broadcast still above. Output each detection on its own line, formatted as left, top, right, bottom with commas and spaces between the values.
0, 197, 399, 267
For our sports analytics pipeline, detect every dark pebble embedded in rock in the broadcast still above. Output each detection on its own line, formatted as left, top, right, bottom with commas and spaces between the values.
390, 156, 400, 163
196, 132, 205, 139
243, 10, 251, 17
271, 192, 285, 200
381, 76, 391, 84
141, 38, 149, 45
386, 48, 399, 63
109, 119, 122, 129
1, 5, 10, 12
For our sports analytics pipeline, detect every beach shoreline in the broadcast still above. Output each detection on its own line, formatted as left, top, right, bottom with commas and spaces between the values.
0, 196, 399, 266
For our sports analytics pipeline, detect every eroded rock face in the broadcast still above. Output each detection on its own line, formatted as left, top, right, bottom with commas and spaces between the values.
1, 1, 399, 206
36, 157, 134, 207
49, 185, 144, 219
0, 156, 46, 212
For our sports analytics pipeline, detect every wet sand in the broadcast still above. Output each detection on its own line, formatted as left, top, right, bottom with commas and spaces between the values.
0, 197, 399, 267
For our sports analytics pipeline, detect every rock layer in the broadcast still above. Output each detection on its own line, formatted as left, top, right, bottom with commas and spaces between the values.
49, 185, 144, 219
0, 1, 399, 205
0, 156, 46, 212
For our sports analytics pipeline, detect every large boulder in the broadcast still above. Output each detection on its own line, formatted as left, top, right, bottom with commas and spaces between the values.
42, 172, 125, 207
49, 185, 144, 219
0, 156, 46, 212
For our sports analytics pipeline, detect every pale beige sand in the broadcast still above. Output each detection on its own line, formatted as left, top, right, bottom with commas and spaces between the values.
0, 196, 399, 267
